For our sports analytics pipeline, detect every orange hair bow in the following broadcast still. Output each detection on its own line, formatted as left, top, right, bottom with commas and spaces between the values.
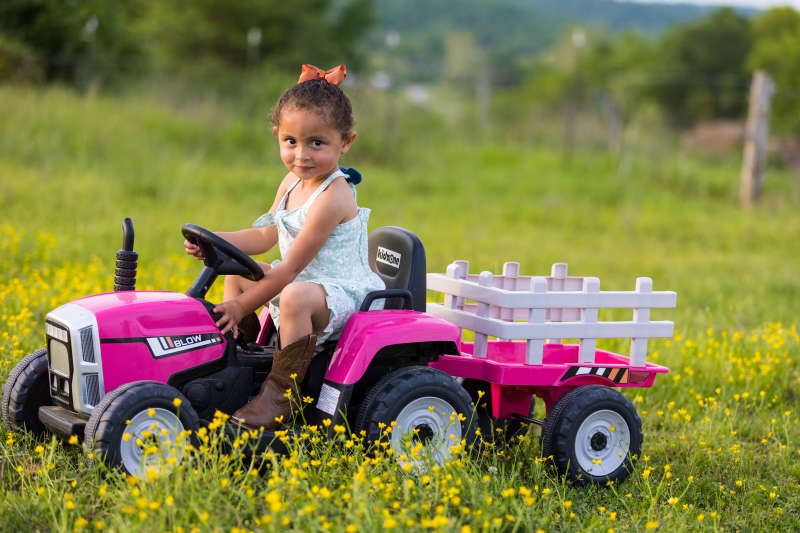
298, 64, 347, 85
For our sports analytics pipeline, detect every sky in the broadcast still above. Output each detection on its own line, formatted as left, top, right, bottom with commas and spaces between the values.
632, 0, 800, 8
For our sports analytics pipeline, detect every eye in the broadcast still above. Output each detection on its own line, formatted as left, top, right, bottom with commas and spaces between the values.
284, 138, 296, 146
311, 140, 323, 147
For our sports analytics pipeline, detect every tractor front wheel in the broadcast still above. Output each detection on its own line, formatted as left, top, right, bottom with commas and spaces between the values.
84, 381, 199, 477
2, 348, 52, 435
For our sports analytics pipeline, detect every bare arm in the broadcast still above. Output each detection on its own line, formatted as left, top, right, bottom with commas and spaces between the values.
214, 226, 278, 256
184, 173, 295, 258
213, 177, 356, 333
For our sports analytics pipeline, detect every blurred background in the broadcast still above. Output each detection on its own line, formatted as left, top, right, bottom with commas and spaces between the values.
1, 0, 800, 330
2, 0, 799, 165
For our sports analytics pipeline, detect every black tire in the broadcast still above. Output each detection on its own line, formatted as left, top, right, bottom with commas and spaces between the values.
540, 389, 577, 460
355, 366, 476, 464
84, 380, 199, 477
461, 378, 528, 446
2, 348, 52, 434
540, 385, 642, 485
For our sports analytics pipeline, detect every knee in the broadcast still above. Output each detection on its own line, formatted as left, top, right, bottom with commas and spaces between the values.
279, 283, 312, 317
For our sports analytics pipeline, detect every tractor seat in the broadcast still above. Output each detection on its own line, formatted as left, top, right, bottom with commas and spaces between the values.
361, 226, 426, 312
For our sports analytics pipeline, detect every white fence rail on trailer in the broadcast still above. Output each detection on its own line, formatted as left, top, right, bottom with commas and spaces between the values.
426, 262, 676, 367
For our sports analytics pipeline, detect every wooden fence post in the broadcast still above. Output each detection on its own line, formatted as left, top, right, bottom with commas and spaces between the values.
578, 277, 600, 363
444, 261, 468, 342
495, 262, 519, 341
474, 271, 493, 358
526, 277, 548, 365
630, 277, 652, 367
453, 260, 469, 310
548, 263, 568, 344
740, 70, 774, 207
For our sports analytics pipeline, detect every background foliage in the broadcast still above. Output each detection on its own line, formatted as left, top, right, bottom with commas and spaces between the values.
2, 1, 799, 134
1, 1, 800, 531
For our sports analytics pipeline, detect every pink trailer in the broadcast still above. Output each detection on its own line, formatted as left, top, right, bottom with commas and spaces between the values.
425, 260, 675, 483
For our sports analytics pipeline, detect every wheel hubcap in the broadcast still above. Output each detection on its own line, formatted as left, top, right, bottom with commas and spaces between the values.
574, 409, 630, 476
414, 424, 435, 445
390, 397, 462, 467
119, 407, 186, 478
590, 432, 607, 451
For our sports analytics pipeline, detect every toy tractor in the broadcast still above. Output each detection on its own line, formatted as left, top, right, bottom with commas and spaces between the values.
2, 219, 675, 484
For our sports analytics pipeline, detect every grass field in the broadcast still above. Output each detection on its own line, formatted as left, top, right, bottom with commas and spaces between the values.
1, 85, 799, 531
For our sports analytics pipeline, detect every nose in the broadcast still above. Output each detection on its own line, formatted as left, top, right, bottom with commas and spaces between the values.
297, 144, 312, 161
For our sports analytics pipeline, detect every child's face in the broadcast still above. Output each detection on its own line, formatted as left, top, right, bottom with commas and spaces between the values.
274, 106, 355, 183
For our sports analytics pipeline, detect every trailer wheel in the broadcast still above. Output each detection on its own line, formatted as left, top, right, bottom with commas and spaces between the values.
461, 379, 527, 445
2, 348, 52, 434
84, 381, 199, 477
540, 385, 641, 485
355, 366, 476, 466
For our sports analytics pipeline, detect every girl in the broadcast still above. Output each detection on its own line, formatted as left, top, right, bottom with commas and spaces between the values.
184, 64, 384, 430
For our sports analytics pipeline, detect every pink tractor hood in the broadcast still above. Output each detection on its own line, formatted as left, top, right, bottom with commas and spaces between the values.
73, 291, 226, 392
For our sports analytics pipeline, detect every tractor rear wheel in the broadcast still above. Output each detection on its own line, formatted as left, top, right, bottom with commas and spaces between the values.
356, 366, 476, 466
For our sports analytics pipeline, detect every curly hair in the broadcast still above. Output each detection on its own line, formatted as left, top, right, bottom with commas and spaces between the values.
271, 79, 354, 138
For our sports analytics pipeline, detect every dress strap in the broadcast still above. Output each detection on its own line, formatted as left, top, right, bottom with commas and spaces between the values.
303, 169, 347, 208
279, 178, 302, 209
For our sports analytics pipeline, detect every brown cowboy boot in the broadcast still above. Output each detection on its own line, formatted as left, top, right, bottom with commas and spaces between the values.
230, 334, 316, 430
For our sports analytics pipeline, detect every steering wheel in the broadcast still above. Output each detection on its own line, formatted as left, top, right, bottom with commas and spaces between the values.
182, 224, 264, 282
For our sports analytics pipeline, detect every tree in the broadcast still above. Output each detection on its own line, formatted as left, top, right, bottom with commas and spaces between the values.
647, 8, 752, 125
578, 32, 657, 113
748, 7, 800, 135
146, 0, 374, 73
0, 0, 375, 88
0, 0, 146, 87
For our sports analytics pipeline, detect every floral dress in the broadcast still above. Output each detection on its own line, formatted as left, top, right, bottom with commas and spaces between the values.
252, 169, 385, 344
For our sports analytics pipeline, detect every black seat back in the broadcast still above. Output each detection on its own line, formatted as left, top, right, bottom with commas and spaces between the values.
367, 226, 426, 311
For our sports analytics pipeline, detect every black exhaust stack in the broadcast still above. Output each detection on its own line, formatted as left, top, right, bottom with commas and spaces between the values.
114, 218, 138, 291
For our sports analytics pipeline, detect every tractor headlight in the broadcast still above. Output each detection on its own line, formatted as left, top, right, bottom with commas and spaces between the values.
48, 339, 71, 377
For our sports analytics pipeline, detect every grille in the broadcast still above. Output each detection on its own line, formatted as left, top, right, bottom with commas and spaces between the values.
83, 374, 101, 407
45, 305, 104, 414
80, 326, 96, 363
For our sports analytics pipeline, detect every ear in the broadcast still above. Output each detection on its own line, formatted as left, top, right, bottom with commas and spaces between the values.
340, 131, 357, 154
272, 126, 278, 137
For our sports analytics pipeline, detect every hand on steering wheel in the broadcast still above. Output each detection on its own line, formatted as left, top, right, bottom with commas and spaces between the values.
181, 224, 265, 281
184, 239, 204, 260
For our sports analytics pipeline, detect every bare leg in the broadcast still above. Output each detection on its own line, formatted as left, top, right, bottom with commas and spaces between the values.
222, 261, 272, 301
230, 281, 326, 429
223, 275, 253, 301
278, 282, 330, 347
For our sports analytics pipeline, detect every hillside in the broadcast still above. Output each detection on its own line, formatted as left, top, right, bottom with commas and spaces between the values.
373, 0, 753, 82
528, 0, 720, 32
